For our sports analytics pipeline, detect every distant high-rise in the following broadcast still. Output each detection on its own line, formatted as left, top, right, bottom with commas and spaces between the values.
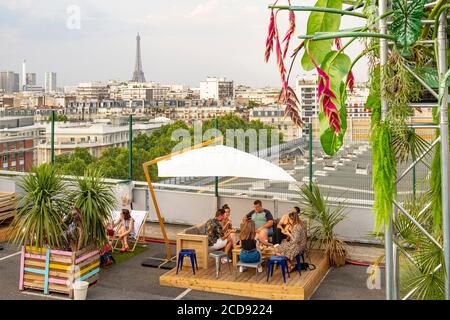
0, 71, 20, 94
131, 33, 146, 83
22, 60, 27, 89
45, 72, 57, 93
26, 73, 37, 86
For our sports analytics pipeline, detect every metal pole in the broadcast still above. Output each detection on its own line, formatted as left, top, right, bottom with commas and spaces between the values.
309, 121, 313, 191
50, 110, 55, 166
214, 117, 219, 197
379, 0, 394, 300
438, 10, 450, 300
412, 129, 416, 199
129, 114, 133, 181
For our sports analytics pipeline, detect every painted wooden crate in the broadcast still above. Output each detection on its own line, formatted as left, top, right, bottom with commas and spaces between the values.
0, 226, 12, 242
19, 246, 100, 299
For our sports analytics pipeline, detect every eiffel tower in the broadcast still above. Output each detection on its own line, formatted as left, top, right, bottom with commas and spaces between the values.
131, 33, 146, 82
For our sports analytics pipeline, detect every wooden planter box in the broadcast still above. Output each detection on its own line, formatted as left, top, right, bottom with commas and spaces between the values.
19, 246, 100, 299
0, 226, 12, 242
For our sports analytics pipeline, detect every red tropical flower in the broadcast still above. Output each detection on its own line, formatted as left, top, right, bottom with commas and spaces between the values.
307, 44, 341, 134
334, 37, 342, 50
347, 71, 355, 93
334, 37, 355, 93
265, 1, 303, 127
282, 7, 296, 59
264, 10, 275, 63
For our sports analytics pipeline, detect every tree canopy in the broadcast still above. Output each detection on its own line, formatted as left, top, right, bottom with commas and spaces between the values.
53, 114, 282, 181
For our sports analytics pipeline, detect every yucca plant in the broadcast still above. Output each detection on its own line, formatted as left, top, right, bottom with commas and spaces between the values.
69, 168, 117, 248
10, 163, 69, 249
299, 183, 348, 267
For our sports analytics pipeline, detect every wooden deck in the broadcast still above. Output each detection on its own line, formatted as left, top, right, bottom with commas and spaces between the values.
160, 250, 330, 300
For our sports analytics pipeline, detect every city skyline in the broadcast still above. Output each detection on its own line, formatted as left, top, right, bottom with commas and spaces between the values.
0, 0, 368, 88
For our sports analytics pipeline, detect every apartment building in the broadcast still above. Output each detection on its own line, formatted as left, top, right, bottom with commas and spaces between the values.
36, 120, 163, 164
235, 86, 280, 106
200, 77, 234, 101
77, 82, 109, 100
249, 106, 301, 141
0, 117, 44, 172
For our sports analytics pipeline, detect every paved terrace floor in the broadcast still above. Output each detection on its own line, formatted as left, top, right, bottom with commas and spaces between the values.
0, 238, 385, 300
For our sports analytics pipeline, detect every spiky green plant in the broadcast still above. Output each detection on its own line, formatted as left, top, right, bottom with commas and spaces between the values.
10, 163, 69, 249
391, 122, 430, 163
299, 183, 348, 267
69, 168, 117, 248
395, 194, 445, 300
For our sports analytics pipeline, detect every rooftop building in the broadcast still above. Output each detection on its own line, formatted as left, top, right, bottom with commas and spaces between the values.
36, 120, 164, 164
0, 116, 44, 172
200, 77, 234, 101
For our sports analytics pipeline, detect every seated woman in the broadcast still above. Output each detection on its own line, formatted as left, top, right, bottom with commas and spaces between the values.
221, 204, 239, 246
221, 204, 232, 231
238, 219, 263, 273
111, 209, 136, 253
274, 210, 307, 270
272, 207, 301, 245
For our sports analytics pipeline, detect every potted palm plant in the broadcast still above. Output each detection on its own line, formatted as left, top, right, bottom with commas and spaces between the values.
299, 183, 348, 267
11, 164, 117, 298
11, 163, 69, 250
69, 167, 117, 249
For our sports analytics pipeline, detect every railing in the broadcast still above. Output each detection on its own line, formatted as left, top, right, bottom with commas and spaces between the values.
0, 170, 378, 244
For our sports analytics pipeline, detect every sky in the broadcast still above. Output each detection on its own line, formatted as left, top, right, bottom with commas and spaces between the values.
0, 0, 368, 88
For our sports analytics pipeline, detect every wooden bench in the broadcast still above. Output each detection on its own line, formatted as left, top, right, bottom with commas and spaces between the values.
176, 223, 209, 269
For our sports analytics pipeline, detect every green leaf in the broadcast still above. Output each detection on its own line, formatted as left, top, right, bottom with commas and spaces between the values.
301, 0, 343, 71
390, 0, 426, 57
416, 67, 450, 89
318, 51, 351, 156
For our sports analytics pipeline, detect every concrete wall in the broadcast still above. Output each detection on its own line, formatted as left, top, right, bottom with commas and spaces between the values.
0, 175, 377, 244
135, 187, 377, 243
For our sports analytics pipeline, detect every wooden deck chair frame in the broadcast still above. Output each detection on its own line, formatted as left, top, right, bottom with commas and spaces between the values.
109, 211, 149, 252
142, 136, 224, 267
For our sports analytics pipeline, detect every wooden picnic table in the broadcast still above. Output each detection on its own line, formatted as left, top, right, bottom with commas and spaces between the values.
232, 245, 275, 267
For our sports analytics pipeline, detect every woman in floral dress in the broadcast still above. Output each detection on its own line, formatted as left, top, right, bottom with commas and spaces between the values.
274, 211, 307, 269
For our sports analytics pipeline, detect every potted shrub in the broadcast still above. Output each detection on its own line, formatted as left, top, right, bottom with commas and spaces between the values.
68, 167, 117, 249
11, 163, 69, 249
11, 164, 117, 298
299, 183, 348, 267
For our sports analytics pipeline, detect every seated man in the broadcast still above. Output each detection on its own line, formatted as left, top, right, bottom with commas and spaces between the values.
206, 209, 235, 261
244, 200, 274, 244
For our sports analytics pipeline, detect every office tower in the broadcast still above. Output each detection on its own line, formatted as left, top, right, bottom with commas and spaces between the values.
22, 60, 26, 89
0, 71, 20, 94
45, 72, 57, 93
26, 73, 37, 86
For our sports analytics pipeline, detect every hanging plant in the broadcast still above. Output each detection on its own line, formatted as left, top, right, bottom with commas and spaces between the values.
372, 121, 397, 232
430, 142, 442, 231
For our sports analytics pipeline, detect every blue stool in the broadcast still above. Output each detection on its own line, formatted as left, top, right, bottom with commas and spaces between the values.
176, 249, 198, 275
294, 252, 306, 276
266, 255, 290, 283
